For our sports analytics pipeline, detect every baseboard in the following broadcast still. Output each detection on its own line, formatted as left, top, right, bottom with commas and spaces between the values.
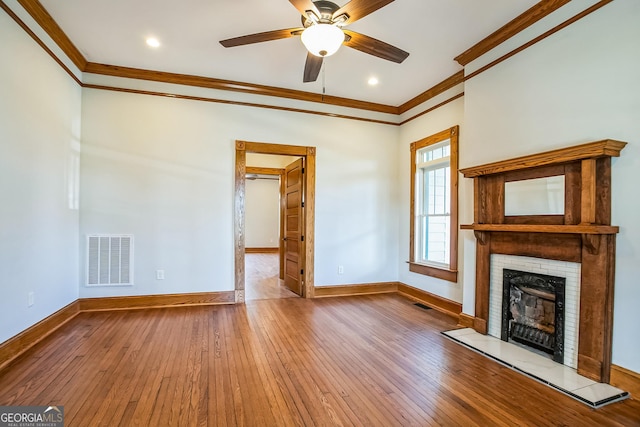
79, 291, 236, 311
611, 365, 640, 399
0, 301, 80, 372
458, 313, 475, 328
397, 283, 462, 319
314, 282, 398, 298
245, 247, 279, 254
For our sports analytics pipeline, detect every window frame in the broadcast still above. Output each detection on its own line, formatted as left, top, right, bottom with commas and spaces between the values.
409, 126, 459, 282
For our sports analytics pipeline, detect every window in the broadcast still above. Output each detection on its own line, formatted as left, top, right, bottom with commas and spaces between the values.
409, 126, 458, 282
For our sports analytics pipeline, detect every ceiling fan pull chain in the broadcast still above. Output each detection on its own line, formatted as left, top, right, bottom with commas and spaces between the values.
322, 61, 326, 101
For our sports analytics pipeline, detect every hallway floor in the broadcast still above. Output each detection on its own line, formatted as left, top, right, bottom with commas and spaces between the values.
245, 252, 299, 301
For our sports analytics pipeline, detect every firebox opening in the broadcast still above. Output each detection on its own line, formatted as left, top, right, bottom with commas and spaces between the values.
501, 269, 565, 364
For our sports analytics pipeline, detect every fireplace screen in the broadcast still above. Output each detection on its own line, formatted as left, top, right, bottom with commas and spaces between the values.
501, 269, 565, 363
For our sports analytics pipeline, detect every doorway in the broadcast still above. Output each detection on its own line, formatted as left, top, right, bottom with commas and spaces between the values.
244, 165, 295, 301
234, 141, 316, 303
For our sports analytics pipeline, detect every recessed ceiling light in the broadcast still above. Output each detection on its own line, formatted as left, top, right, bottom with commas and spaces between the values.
146, 37, 161, 48
368, 77, 379, 86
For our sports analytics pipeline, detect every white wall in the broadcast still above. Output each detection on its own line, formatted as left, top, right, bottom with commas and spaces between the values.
79, 89, 400, 297
0, 10, 80, 343
246, 178, 280, 248
397, 90, 465, 302
246, 153, 299, 168
462, 0, 640, 373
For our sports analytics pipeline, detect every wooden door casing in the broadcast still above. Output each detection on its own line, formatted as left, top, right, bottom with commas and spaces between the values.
235, 141, 315, 302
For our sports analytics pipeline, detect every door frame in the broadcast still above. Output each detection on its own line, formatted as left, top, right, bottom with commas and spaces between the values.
235, 140, 316, 302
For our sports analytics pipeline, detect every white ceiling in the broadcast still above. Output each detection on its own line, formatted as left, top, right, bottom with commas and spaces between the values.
38, 0, 538, 106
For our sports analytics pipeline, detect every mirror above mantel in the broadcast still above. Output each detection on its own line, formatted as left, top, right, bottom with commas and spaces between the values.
504, 175, 565, 216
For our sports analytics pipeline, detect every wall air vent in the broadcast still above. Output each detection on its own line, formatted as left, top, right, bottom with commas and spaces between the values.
86, 235, 133, 286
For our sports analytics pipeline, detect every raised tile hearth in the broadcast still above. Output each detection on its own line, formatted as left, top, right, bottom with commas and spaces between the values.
443, 328, 629, 408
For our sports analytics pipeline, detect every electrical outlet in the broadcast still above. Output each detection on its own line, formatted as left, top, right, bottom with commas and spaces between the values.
156, 270, 165, 280
28, 292, 34, 307
338, 265, 344, 275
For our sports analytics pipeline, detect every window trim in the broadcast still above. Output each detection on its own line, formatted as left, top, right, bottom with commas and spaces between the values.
409, 126, 459, 282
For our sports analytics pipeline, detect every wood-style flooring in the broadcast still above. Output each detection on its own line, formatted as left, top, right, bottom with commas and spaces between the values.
0, 294, 638, 426
245, 253, 298, 301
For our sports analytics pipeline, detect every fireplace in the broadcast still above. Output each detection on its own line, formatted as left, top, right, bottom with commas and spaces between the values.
501, 269, 565, 363
459, 140, 627, 382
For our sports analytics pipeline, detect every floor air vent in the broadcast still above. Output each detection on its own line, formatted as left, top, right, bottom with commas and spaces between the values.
414, 303, 432, 310
87, 235, 133, 286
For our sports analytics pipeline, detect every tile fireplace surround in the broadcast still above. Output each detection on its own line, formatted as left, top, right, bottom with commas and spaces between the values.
489, 254, 580, 369
459, 139, 627, 383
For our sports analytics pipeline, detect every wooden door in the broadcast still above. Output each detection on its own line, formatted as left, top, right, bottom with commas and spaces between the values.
283, 158, 304, 295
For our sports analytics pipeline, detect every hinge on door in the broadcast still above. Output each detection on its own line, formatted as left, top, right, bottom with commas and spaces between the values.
301, 269, 304, 275
301, 201, 305, 208
302, 167, 305, 174
301, 235, 304, 242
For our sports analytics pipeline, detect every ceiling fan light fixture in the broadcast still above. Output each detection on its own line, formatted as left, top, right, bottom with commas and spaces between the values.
301, 24, 344, 57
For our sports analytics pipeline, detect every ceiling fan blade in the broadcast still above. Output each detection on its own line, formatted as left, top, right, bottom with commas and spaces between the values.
343, 30, 409, 63
289, 0, 321, 19
220, 28, 304, 48
333, 0, 394, 25
303, 53, 323, 83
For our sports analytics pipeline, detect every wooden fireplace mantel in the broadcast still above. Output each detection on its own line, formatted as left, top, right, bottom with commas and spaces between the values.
460, 139, 627, 383
459, 139, 626, 178
460, 224, 619, 234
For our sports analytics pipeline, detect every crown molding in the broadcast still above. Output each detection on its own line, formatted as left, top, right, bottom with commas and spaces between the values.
399, 92, 464, 126
17, 0, 86, 70
398, 71, 464, 114
454, 0, 571, 67
83, 63, 398, 115
0, 0, 81, 85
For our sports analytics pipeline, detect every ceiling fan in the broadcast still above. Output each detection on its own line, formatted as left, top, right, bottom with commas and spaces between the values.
219, 0, 409, 83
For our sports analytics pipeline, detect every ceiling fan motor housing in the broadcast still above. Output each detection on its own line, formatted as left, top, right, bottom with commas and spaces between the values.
301, 1, 342, 27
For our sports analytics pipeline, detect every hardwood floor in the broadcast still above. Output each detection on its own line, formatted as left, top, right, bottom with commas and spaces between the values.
0, 294, 638, 426
245, 253, 298, 301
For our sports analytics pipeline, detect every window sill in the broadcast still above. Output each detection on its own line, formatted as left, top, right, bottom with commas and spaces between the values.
408, 262, 458, 283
